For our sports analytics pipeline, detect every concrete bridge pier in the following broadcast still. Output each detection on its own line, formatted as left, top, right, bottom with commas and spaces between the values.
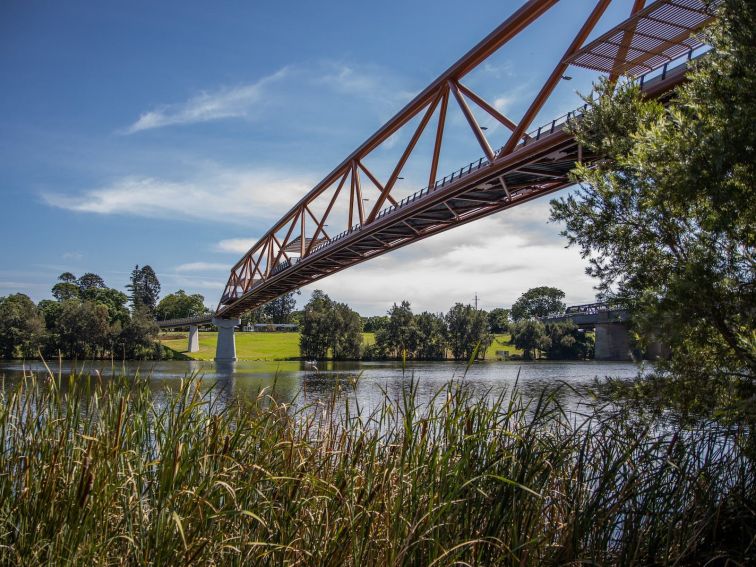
212, 317, 240, 361
188, 325, 200, 353
594, 323, 632, 361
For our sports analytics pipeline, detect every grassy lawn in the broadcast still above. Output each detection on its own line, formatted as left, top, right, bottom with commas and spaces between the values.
162, 331, 302, 361
485, 334, 520, 360
162, 331, 518, 361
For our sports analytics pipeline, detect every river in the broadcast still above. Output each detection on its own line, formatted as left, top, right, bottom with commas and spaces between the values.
0, 359, 647, 416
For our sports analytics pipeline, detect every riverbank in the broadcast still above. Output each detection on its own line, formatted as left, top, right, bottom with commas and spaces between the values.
160, 331, 521, 361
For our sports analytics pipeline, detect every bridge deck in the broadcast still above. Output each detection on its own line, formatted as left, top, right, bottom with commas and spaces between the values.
157, 315, 213, 329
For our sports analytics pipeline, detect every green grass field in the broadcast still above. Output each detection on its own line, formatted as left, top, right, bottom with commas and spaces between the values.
162, 331, 518, 361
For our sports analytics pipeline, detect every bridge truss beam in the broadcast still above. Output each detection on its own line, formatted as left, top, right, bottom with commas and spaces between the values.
217, 0, 717, 318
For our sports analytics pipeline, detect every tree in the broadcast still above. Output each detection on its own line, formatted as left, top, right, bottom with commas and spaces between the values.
550, 0, 755, 379
77, 273, 106, 293
127, 265, 161, 312
376, 301, 419, 359
487, 308, 510, 333
415, 312, 447, 360
299, 290, 362, 359
509, 319, 550, 361
262, 290, 299, 323
300, 291, 336, 360
51, 282, 80, 302
0, 294, 45, 358
54, 300, 111, 359
117, 307, 159, 359
330, 302, 363, 359
58, 272, 77, 283
445, 303, 493, 361
543, 321, 593, 360
510, 287, 566, 322
90, 287, 130, 327
363, 315, 389, 333
156, 290, 209, 321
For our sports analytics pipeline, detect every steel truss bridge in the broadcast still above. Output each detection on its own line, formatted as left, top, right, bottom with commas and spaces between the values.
215, 0, 719, 320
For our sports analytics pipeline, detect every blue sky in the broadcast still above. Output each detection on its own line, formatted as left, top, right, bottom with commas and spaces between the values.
1, 1, 638, 314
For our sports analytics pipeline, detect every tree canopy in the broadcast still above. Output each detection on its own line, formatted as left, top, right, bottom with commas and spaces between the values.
127, 265, 161, 312
510, 287, 566, 322
550, 0, 755, 379
299, 291, 362, 360
156, 290, 209, 321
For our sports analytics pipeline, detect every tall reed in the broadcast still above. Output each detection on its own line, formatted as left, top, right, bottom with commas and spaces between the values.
0, 371, 753, 565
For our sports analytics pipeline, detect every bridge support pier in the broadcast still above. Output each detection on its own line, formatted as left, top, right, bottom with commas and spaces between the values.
594, 323, 632, 361
188, 325, 200, 353
212, 317, 240, 362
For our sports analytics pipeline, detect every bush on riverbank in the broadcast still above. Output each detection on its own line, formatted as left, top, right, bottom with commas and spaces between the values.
1, 372, 753, 565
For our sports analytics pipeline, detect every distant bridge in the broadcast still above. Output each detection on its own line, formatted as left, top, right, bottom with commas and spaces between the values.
543, 302, 668, 360
192, 0, 720, 360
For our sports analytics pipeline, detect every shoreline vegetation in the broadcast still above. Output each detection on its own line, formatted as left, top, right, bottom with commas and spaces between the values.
0, 371, 752, 564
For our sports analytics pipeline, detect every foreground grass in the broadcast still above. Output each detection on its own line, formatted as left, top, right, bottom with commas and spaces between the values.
0, 372, 753, 565
161, 331, 517, 361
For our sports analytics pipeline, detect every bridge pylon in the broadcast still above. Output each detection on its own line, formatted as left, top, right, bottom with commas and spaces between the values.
212, 317, 241, 362
188, 325, 200, 353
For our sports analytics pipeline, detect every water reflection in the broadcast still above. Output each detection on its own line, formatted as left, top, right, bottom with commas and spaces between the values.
0, 359, 647, 416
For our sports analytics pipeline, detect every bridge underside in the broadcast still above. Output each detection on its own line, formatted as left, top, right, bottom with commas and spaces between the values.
217, 63, 685, 319
216, 0, 717, 319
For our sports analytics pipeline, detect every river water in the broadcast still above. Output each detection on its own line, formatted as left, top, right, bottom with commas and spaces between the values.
0, 359, 647, 416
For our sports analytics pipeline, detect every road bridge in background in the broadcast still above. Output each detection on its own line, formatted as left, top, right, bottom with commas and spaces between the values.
543, 302, 634, 360
204, 0, 718, 361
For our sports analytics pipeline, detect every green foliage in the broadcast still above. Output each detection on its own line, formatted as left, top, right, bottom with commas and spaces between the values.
87, 287, 130, 327
241, 291, 300, 327
510, 287, 566, 322
487, 307, 510, 333
509, 319, 550, 361
550, 0, 755, 380
415, 311, 447, 360
156, 289, 209, 321
262, 290, 299, 323
0, 374, 752, 564
51, 281, 80, 302
49, 300, 112, 359
127, 265, 161, 312
76, 272, 106, 294
376, 301, 418, 358
445, 303, 492, 361
0, 294, 45, 358
117, 307, 160, 359
543, 321, 593, 360
362, 315, 389, 333
299, 290, 362, 359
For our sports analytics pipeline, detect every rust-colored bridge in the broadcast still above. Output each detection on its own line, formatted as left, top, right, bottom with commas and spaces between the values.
216, 0, 718, 320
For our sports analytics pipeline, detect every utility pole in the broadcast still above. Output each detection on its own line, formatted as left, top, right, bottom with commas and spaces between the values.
473, 292, 479, 310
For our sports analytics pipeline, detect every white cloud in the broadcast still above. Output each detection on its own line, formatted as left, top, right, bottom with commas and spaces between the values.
123, 61, 413, 134
216, 238, 257, 254
43, 168, 313, 223
62, 251, 83, 261
124, 67, 291, 133
174, 262, 229, 272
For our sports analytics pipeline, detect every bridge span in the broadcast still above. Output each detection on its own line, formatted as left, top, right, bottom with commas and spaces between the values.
196, 0, 718, 360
